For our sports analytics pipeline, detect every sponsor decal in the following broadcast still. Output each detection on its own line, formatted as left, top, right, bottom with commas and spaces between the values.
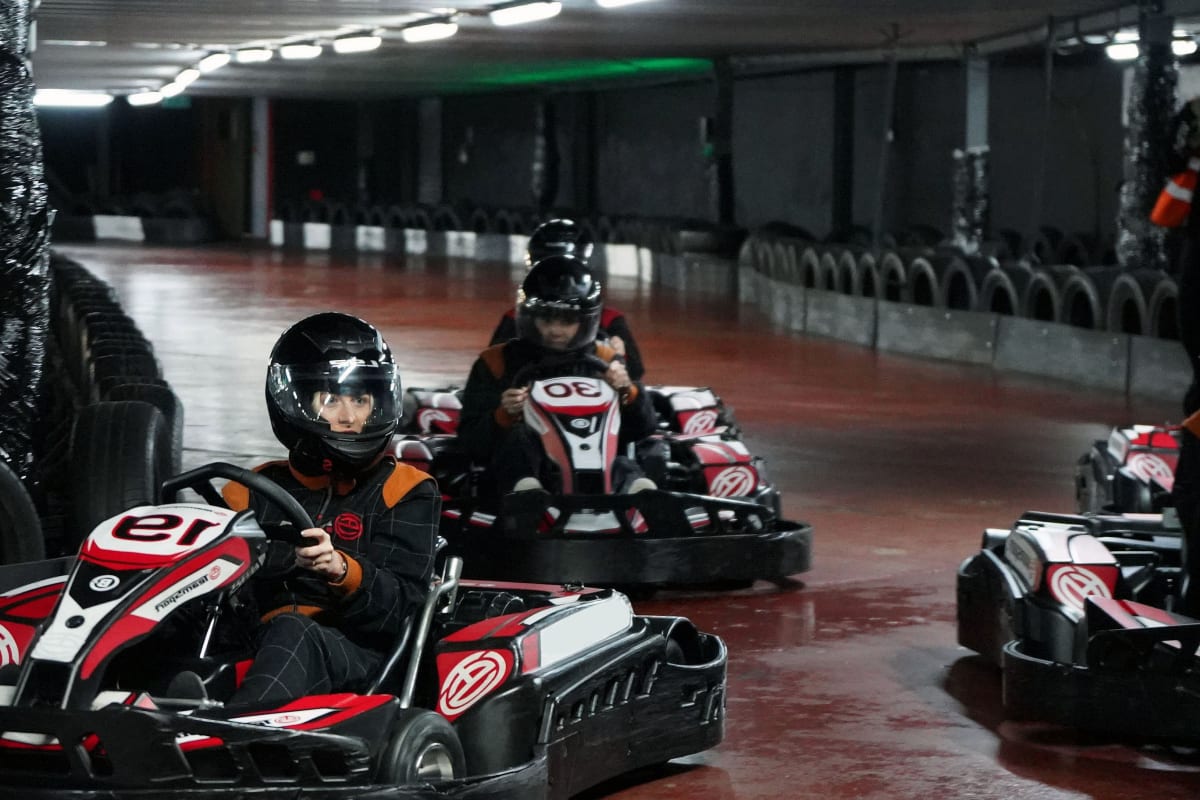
1125, 452, 1175, 491
272, 714, 301, 725
333, 513, 363, 541
153, 574, 210, 614
709, 466, 756, 497
0, 624, 18, 666
88, 574, 120, 592
682, 409, 720, 435
208, 565, 222, 581
1048, 565, 1112, 611
437, 650, 511, 719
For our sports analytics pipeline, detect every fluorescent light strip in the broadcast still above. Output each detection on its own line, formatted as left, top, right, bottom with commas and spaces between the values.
1106, 42, 1139, 60
490, 1, 562, 26
280, 42, 323, 60
198, 52, 231, 72
126, 91, 163, 107
33, 89, 113, 107
401, 21, 459, 43
333, 34, 382, 53
596, 0, 654, 6
160, 81, 185, 98
235, 47, 273, 63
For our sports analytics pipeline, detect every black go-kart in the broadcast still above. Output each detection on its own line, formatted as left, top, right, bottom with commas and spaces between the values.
0, 462, 727, 799
954, 506, 1200, 743
392, 365, 811, 589
1075, 424, 1179, 516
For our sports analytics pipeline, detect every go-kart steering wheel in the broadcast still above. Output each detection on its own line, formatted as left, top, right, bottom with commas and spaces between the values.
159, 462, 315, 544
512, 352, 615, 388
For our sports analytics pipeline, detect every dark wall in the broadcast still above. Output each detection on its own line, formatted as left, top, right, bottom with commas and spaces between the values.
733, 71, 836, 237
990, 57, 1124, 245
442, 92, 539, 212
594, 81, 714, 221
271, 100, 360, 208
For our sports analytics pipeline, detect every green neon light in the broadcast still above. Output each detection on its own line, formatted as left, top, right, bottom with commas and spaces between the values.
472, 58, 712, 87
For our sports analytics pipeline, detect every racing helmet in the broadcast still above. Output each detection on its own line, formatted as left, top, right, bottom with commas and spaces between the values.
515, 255, 602, 352
525, 218, 595, 268
265, 312, 403, 475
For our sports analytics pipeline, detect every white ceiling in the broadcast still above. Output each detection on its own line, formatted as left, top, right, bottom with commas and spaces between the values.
27, 0, 1200, 100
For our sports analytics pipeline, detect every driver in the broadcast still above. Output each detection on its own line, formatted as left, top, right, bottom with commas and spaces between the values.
488, 219, 646, 380
460, 255, 657, 501
218, 312, 439, 706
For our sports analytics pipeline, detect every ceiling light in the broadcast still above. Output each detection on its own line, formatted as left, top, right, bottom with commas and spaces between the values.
174, 67, 200, 87
33, 89, 113, 107
596, 0, 654, 6
197, 52, 231, 72
160, 81, 185, 98
126, 90, 163, 107
489, 1, 562, 26
401, 20, 459, 43
280, 42, 323, 60
235, 47, 273, 63
1175, 38, 1198, 56
333, 32, 382, 53
1113, 29, 1139, 43
1105, 42, 1139, 60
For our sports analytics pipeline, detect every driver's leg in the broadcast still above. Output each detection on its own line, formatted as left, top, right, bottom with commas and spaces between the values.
229, 612, 382, 707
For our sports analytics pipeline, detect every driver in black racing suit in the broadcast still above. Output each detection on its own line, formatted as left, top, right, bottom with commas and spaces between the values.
460, 255, 657, 504
219, 312, 439, 706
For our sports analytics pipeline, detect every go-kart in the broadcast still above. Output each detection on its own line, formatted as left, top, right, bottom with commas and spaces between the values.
393, 361, 811, 588
1075, 424, 1179, 515
954, 507, 1200, 742
0, 462, 728, 798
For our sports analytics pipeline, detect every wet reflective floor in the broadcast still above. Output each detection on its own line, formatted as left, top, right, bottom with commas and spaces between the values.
59, 242, 1200, 799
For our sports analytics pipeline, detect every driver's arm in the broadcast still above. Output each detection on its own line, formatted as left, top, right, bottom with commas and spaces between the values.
458, 350, 514, 464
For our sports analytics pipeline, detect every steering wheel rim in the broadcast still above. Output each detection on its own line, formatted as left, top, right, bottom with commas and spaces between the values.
159, 462, 315, 537
511, 351, 612, 388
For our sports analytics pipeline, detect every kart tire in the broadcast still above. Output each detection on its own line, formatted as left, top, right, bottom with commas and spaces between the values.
0, 460, 45, 564
104, 383, 184, 475
377, 707, 466, 784
67, 400, 172, 550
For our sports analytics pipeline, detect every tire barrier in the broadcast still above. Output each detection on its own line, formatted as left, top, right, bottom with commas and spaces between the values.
856, 251, 881, 299
1104, 269, 1166, 336
906, 255, 940, 307
818, 250, 838, 292
42, 255, 184, 555
1060, 266, 1129, 331
836, 249, 860, 295
1029, 226, 1063, 265
1021, 265, 1077, 323
1055, 233, 1098, 267
877, 250, 907, 302
977, 262, 1034, 316
800, 247, 821, 289
1148, 275, 1180, 340
937, 254, 995, 311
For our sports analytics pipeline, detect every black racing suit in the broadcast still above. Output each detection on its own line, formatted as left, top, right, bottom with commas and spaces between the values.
1176, 225, 1200, 614
459, 338, 657, 502
489, 306, 646, 381
221, 456, 439, 705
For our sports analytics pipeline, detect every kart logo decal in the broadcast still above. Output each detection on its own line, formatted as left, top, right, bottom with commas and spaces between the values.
1048, 565, 1113, 611
88, 575, 121, 592
682, 409, 720, 435
0, 624, 18, 666
333, 513, 363, 541
1125, 453, 1175, 492
709, 466, 756, 497
417, 407, 456, 434
437, 650, 512, 721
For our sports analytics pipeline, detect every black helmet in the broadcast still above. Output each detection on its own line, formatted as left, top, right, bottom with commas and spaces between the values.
265, 312, 402, 475
515, 255, 602, 351
525, 218, 594, 268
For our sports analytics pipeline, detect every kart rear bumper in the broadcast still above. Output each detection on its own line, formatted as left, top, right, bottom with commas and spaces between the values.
1002, 638, 1200, 743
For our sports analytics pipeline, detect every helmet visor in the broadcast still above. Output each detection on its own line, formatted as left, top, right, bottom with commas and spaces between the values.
268, 360, 402, 437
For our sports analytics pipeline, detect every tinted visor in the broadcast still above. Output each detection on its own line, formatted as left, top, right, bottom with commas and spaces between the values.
267, 360, 401, 436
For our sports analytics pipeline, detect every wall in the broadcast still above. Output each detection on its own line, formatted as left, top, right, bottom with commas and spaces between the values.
733, 71, 837, 236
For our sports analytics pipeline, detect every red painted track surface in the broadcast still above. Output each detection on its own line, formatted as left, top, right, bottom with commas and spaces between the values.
61, 242, 1200, 799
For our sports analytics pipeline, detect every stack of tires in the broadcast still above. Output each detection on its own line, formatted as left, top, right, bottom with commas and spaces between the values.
40, 254, 183, 555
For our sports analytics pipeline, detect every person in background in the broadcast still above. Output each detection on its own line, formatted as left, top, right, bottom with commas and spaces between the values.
489, 218, 646, 381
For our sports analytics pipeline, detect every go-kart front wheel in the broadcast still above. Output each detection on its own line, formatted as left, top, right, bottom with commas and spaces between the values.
377, 707, 466, 784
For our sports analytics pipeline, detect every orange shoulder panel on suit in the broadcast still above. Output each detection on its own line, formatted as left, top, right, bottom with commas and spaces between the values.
220, 460, 288, 511
382, 462, 434, 508
480, 344, 507, 379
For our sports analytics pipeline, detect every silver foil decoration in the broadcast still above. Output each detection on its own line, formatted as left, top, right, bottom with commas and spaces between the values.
951, 146, 990, 255
0, 0, 51, 478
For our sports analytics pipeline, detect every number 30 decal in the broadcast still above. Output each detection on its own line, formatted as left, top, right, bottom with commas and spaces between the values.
543, 380, 602, 399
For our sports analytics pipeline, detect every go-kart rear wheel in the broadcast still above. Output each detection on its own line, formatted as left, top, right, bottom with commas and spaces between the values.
377, 707, 465, 785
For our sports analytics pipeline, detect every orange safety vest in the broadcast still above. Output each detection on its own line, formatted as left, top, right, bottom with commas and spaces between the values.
1151, 156, 1200, 227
